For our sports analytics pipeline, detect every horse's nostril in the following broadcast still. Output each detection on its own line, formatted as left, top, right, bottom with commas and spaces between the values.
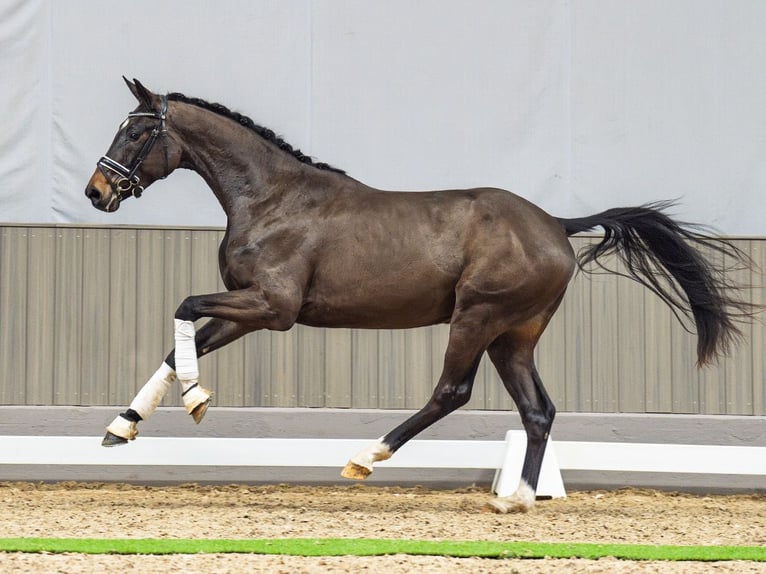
86, 187, 101, 202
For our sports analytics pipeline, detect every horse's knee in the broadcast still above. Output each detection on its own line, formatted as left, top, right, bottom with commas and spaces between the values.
175, 297, 198, 321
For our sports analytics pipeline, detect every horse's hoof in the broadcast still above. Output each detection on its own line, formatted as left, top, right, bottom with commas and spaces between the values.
183, 385, 212, 423
190, 399, 210, 424
101, 431, 130, 447
483, 497, 532, 514
103, 416, 138, 446
341, 461, 372, 480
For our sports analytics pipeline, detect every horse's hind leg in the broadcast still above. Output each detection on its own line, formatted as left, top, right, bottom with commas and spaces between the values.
102, 319, 252, 446
484, 329, 556, 513
341, 319, 486, 479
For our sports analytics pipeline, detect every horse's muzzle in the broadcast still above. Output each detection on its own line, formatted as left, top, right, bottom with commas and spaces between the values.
85, 185, 102, 206
85, 170, 121, 212
85, 185, 120, 212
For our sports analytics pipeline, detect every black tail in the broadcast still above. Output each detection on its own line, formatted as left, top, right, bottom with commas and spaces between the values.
557, 201, 754, 366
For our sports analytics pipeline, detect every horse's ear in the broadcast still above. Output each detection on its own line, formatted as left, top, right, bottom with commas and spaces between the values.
123, 76, 141, 101
124, 77, 158, 110
123, 75, 136, 93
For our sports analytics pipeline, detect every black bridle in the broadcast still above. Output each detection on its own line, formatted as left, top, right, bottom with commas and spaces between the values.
97, 95, 169, 206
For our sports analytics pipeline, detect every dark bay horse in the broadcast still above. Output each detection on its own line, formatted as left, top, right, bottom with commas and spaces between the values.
85, 79, 751, 512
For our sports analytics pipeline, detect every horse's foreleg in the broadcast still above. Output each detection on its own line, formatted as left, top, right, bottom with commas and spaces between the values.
164, 318, 254, 422
170, 286, 298, 418
342, 321, 485, 479
484, 332, 556, 513
101, 319, 252, 446
102, 362, 177, 445
171, 318, 212, 422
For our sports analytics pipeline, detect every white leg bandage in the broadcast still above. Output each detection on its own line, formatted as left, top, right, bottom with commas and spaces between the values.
174, 319, 199, 382
129, 362, 177, 420
105, 362, 176, 440
174, 319, 212, 422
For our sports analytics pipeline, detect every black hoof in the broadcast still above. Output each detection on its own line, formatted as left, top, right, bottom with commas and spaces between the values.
102, 431, 129, 447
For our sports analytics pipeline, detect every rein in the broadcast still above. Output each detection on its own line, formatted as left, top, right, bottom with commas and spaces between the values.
97, 95, 169, 204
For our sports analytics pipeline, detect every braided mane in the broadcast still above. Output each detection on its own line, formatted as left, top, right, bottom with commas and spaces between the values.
167, 92, 345, 174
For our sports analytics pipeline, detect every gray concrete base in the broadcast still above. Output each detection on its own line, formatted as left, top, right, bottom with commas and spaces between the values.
1, 406, 764, 492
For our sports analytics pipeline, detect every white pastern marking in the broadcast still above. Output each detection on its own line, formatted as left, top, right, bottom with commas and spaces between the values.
513, 479, 536, 508
128, 362, 176, 420
174, 319, 199, 382
486, 479, 537, 514
349, 438, 393, 471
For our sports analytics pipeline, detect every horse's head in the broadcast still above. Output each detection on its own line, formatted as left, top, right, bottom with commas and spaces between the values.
85, 78, 183, 212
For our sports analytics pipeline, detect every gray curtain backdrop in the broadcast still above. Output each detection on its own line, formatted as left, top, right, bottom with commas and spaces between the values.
2, 0, 765, 234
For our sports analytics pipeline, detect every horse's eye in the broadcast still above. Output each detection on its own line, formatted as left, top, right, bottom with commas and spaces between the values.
128, 130, 141, 141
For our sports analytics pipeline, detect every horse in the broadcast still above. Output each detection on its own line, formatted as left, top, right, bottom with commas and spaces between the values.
85, 78, 752, 513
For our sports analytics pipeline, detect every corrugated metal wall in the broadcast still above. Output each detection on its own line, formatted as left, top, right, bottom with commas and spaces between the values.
0, 225, 763, 414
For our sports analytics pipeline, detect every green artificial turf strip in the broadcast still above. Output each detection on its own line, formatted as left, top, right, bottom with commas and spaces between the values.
0, 538, 764, 562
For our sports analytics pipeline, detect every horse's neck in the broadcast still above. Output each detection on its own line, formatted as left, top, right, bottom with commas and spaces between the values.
174, 105, 288, 217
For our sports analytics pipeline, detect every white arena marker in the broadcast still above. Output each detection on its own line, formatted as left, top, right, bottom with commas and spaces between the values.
492, 430, 566, 499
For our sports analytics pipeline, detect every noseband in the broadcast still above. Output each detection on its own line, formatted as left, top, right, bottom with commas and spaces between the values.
97, 95, 169, 202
